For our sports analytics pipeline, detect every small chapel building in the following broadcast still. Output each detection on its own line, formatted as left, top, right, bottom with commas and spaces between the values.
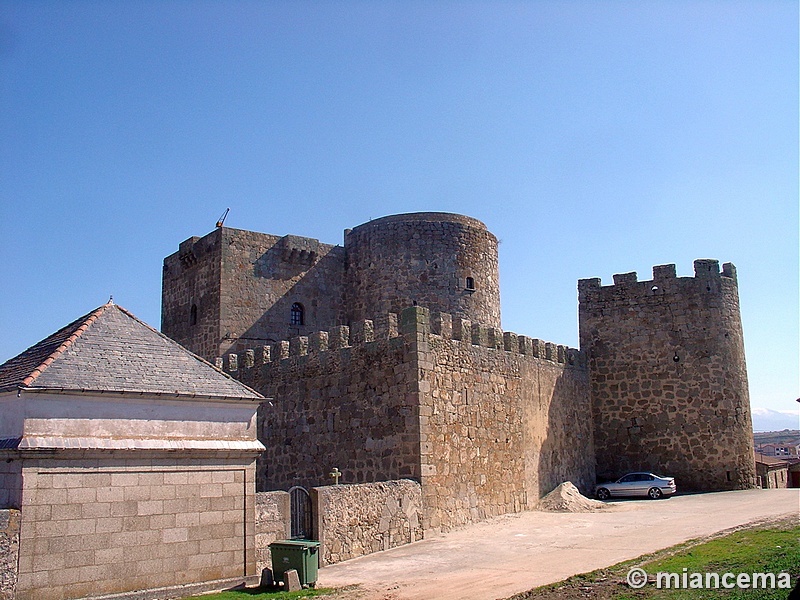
0, 303, 264, 600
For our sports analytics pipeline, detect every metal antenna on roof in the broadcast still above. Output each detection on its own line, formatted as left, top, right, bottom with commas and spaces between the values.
216, 208, 230, 228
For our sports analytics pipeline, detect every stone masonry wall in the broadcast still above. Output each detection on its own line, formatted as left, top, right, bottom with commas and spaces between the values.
15, 454, 257, 600
226, 313, 421, 492
413, 308, 594, 533
225, 306, 594, 536
344, 213, 501, 329
579, 260, 756, 492
0, 461, 21, 510
163, 227, 346, 362
162, 231, 223, 361
313, 480, 422, 566
219, 229, 346, 358
0, 509, 20, 600
254, 491, 290, 576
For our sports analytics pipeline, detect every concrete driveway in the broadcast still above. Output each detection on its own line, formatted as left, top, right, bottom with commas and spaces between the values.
317, 489, 800, 600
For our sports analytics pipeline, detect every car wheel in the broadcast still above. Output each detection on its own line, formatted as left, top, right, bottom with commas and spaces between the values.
596, 488, 611, 500
648, 487, 663, 499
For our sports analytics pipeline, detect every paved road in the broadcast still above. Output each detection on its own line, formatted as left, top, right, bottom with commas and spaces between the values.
317, 489, 800, 600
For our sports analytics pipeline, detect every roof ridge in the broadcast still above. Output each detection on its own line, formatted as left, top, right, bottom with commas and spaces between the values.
20, 303, 113, 388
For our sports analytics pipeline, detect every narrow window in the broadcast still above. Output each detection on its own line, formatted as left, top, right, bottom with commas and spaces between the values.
190, 304, 198, 326
290, 302, 304, 326
465, 277, 475, 291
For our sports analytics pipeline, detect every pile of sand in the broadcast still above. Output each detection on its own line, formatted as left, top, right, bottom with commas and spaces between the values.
537, 481, 608, 512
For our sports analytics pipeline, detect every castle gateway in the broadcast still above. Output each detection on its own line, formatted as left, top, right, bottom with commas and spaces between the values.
162, 212, 756, 532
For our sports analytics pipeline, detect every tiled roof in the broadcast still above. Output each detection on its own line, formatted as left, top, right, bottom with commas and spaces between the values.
0, 303, 262, 400
754, 452, 789, 468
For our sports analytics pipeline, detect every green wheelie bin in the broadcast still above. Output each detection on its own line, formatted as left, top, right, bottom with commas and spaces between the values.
269, 539, 321, 587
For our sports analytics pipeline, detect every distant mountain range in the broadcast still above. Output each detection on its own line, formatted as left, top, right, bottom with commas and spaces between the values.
751, 407, 800, 432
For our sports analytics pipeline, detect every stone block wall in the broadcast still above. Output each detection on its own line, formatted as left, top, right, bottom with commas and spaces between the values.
344, 213, 501, 328
225, 306, 594, 535
417, 309, 594, 532
313, 480, 423, 566
163, 227, 346, 362
254, 491, 291, 576
14, 454, 257, 600
579, 260, 756, 491
0, 510, 20, 600
161, 231, 223, 361
227, 313, 421, 491
756, 464, 789, 489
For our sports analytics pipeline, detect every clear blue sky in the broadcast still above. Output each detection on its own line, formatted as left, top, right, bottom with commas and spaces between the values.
1, 1, 797, 418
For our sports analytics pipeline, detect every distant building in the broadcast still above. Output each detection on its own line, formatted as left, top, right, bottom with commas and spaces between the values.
756, 444, 799, 458
754, 453, 789, 489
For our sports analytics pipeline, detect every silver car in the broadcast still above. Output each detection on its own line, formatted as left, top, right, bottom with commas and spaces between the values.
595, 472, 676, 500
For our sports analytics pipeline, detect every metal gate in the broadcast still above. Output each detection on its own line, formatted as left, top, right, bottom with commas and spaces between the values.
289, 486, 313, 539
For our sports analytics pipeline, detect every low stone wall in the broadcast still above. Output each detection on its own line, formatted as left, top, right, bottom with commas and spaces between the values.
0, 509, 20, 600
254, 491, 291, 576
314, 480, 423, 566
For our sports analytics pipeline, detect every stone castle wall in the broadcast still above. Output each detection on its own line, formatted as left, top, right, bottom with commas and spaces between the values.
163, 227, 346, 361
0, 510, 19, 600
162, 232, 223, 361
224, 306, 593, 533
412, 309, 594, 532
225, 313, 421, 492
579, 260, 756, 491
164, 213, 757, 533
344, 213, 501, 328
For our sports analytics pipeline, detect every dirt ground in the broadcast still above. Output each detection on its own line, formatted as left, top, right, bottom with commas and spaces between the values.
314, 489, 800, 600
503, 514, 799, 600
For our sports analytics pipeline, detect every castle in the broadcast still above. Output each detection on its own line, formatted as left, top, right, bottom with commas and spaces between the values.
162, 212, 756, 532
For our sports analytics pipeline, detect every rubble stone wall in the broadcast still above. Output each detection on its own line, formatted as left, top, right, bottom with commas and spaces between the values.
416, 309, 594, 533
0, 509, 20, 600
254, 491, 290, 576
227, 306, 594, 535
344, 213, 501, 328
227, 313, 421, 492
579, 260, 756, 491
0, 461, 21, 510
313, 480, 422, 566
163, 227, 346, 362
161, 231, 223, 361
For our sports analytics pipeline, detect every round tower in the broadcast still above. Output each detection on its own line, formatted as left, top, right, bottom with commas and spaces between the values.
578, 260, 756, 492
344, 212, 500, 327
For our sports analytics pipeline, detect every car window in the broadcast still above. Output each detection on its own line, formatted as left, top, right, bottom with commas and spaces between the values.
619, 474, 636, 482
646, 475, 655, 480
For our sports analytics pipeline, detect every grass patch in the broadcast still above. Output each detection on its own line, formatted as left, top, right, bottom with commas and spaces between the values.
183, 587, 336, 599
507, 516, 799, 599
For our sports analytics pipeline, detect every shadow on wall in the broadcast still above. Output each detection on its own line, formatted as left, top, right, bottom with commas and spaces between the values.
536, 365, 595, 499
229, 245, 345, 354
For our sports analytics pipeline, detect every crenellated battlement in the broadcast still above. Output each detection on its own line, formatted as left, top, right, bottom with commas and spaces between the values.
217, 313, 402, 372
427, 309, 584, 367
578, 259, 738, 303
218, 306, 585, 373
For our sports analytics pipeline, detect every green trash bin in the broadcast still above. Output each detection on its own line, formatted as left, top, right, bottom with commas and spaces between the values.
269, 539, 321, 586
